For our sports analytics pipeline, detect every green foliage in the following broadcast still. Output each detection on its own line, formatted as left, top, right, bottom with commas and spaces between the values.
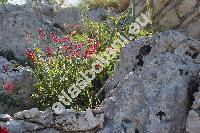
30, 0, 154, 111
0, 0, 8, 4
30, 32, 103, 111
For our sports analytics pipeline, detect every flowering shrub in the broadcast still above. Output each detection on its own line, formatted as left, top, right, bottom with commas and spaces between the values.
26, 0, 153, 111
27, 28, 108, 110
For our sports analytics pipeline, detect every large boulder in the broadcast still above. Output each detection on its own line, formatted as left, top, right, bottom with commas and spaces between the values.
100, 30, 200, 132
0, 108, 104, 133
0, 3, 81, 59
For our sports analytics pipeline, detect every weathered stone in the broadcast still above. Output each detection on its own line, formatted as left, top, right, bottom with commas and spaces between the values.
0, 114, 12, 122
186, 84, 200, 133
88, 8, 107, 22
192, 91, 200, 109
151, 0, 200, 41
176, 0, 197, 17
0, 3, 81, 59
159, 9, 180, 30
14, 108, 41, 119
52, 6, 81, 26
186, 19, 200, 41
29, 108, 54, 127
36, 128, 61, 133
5, 119, 44, 133
0, 56, 35, 115
100, 30, 200, 132
186, 110, 200, 133
152, 0, 170, 14
55, 109, 105, 132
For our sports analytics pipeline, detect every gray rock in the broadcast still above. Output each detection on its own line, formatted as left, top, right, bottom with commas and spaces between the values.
0, 114, 12, 122
0, 56, 35, 115
36, 128, 61, 133
101, 30, 200, 132
159, 9, 180, 30
176, 0, 197, 17
88, 8, 107, 22
55, 109, 105, 132
186, 110, 200, 133
186, 84, 200, 132
29, 108, 54, 127
5, 119, 44, 133
14, 108, 41, 119
0, 3, 81, 59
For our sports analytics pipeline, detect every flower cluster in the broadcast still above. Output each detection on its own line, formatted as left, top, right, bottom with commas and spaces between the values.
45, 46, 53, 57
3, 82, 14, 93
27, 27, 104, 110
38, 28, 46, 40
25, 48, 35, 63
50, 32, 69, 44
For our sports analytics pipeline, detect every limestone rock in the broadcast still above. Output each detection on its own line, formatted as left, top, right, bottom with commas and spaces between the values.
55, 109, 105, 132
186, 19, 200, 41
186, 110, 200, 133
159, 9, 180, 30
0, 56, 35, 115
52, 6, 81, 27
14, 108, 41, 119
192, 91, 200, 109
176, 0, 197, 17
186, 83, 200, 133
1, 30, 200, 132
101, 30, 200, 132
0, 3, 81, 59
0, 114, 12, 122
88, 8, 107, 22
5, 120, 44, 133
0, 108, 104, 132
30, 108, 54, 127
151, 0, 200, 41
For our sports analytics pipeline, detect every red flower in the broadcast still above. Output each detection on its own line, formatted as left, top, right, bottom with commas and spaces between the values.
25, 48, 35, 63
37, 28, 46, 40
76, 42, 84, 50
0, 127, 8, 133
95, 41, 100, 46
2, 64, 9, 73
63, 45, 71, 52
87, 38, 92, 43
3, 82, 14, 93
95, 64, 101, 69
50, 32, 56, 38
84, 45, 97, 58
53, 37, 60, 44
72, 50, 81, 58
45, 46, 52, 57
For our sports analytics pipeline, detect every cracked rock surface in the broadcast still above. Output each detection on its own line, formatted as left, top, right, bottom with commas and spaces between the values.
100, 30, 200, 133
